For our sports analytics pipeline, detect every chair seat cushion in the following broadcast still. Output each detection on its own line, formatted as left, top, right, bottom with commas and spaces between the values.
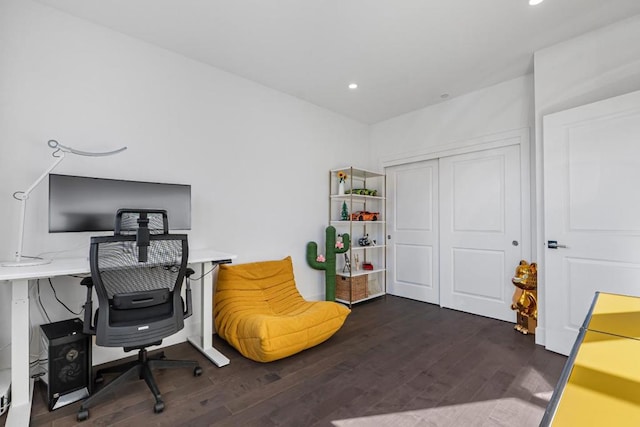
214, 256, 350, 362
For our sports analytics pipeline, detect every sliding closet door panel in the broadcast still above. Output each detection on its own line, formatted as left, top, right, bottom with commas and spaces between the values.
386, 161, 439, 304
440, 145, 521, 321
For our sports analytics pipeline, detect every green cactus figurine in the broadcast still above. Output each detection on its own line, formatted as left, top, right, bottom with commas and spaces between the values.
306, 226, 350, 301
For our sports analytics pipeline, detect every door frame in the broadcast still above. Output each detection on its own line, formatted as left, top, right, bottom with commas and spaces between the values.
381, 128, 531, 316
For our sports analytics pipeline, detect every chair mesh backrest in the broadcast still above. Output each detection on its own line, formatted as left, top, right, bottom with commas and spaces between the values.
117, 211, 167, 235
95, 238, 184, 299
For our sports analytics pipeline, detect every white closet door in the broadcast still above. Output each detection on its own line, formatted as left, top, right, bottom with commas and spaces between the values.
544, 89, 640, 355
439, 145, 522, 321
386, 160, 439, 304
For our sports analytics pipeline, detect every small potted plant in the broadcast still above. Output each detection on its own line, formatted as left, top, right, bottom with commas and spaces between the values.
337, 171, 348, 195
340, 201, 349, 221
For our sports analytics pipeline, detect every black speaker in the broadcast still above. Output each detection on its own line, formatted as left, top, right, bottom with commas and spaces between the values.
40, 318, 92, 411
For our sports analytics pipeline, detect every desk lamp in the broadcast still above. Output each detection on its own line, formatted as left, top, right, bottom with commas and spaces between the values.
3, 139, 127, 267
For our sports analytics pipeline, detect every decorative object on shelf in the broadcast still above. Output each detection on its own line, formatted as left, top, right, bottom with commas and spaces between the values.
354, 254, 361, 271
345, 188, 378, 196
350, 211, 379, 221
337, 275, 368, 301
337, 171, 348, 195
340, 201, 349, 221
3, 139, 127, 267
358, 234, 371, 247
362, 262, 374, 270
511, 260, 538, 335
343, 253, 351, 273
306, 226, 351, 301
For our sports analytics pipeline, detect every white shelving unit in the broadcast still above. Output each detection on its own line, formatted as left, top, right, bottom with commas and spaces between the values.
330, 166, 386, 306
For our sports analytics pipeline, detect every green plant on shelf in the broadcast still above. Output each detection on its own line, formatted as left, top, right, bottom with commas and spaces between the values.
345, 188, 378, 196
340, 201, 349, 221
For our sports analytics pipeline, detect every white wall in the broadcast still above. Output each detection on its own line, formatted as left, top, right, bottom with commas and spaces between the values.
533, 14, 640, 346
0, 0, 369, 366
370, 75, 533, 165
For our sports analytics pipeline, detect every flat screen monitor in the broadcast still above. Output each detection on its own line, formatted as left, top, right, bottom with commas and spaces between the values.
49, 174, 191, 232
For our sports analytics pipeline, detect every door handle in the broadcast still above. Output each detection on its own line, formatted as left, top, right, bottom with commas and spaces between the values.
547, 240, 568, 249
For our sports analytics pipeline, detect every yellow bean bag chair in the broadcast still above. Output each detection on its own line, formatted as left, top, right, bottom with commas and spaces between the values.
214, 256, 350, 362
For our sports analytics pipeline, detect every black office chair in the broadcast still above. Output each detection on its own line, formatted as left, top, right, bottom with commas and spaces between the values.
77, 209, 202, 422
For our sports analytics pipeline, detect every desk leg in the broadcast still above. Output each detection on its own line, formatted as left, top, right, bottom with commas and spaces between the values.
6, 279, 34, 427
187, 261, 230, 367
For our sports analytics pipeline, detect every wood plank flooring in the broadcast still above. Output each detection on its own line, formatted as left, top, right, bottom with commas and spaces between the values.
16, 295, 566, 426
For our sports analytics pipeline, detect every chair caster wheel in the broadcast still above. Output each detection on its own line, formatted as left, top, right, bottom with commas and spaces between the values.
154, 401, 165, 413
77, 409, 89, 421
94, 375, 104, 384
194, 366, 203, 377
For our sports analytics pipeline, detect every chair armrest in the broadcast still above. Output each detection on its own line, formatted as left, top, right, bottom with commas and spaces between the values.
80, 277, 96, 335
184, 268, 195, 319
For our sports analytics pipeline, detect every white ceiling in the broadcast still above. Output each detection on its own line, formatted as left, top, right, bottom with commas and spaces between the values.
36, 0, 640, 124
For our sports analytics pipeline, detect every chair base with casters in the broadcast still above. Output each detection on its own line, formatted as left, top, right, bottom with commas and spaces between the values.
77, 346, 202, 421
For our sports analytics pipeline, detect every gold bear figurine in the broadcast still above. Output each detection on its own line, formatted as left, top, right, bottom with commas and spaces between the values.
511, 260, 537, 335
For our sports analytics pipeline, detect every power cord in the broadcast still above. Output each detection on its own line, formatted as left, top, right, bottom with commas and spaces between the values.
36, 280, 52, 323
15, 255, 46, 261
48, 278, 83, 316
30, 358, 47, 367
188, 263, 220, 281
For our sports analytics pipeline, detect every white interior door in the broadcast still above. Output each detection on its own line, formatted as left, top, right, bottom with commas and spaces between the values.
386, 161, 439, 304
544, 89, 640, 355
439, 145, 522, 321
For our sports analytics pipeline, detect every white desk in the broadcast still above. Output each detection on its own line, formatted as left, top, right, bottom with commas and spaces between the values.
0, 248, 236, 427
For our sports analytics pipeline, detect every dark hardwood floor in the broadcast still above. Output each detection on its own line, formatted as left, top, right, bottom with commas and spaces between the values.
19, 296, 566, 426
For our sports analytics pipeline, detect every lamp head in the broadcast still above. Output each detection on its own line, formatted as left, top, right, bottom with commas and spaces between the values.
47, 139, 127, 157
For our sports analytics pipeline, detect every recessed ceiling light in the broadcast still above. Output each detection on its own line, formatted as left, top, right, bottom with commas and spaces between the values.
529, 0, 544, 5
348, 83, 358, 90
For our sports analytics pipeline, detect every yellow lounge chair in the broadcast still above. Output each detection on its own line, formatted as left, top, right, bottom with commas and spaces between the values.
214, 256, 350, 362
